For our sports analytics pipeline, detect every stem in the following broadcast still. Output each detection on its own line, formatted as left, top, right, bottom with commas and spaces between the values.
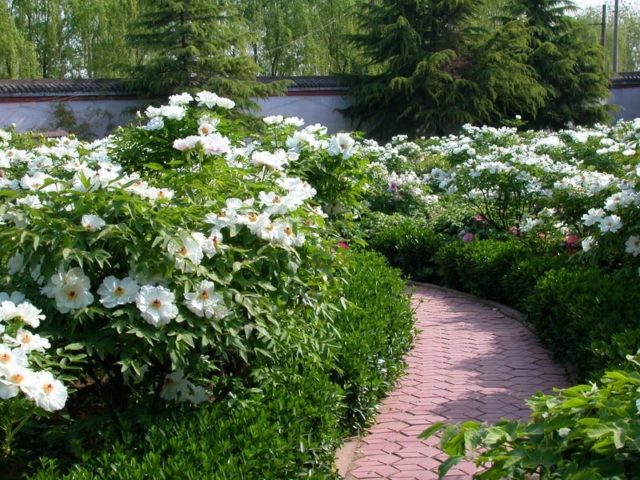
2, 405, 36, 461
85, 352, 125, 441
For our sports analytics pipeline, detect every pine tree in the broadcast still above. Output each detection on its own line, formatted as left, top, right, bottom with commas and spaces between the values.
128, 0, 286, 104
506, 0, 611, 128
344, 0, 546, 138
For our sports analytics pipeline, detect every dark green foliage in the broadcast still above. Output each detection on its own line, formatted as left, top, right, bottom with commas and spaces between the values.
525, 266, 640, 379
434, 238, 529, 302
128, 0, 287, 103
333, 250, 414, 430
424, 353, 640, 479
31, 368, 344, 479
506, 0, 612, 129
344, 0, 546, 138
364, 213, 448, 282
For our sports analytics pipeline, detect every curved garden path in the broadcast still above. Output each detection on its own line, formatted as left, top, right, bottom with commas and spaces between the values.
339, 283, 568, 480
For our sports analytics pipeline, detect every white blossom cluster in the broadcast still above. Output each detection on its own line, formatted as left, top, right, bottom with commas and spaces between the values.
0, 292, 67, 412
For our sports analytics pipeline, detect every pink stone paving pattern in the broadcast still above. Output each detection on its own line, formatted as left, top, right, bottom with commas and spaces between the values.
343, 284, 569, 480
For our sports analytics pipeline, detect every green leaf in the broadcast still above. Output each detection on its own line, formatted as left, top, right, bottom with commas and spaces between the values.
438, 456, 464, 479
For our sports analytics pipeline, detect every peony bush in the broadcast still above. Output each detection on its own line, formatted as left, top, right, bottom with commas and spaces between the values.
0, 93, 386, 468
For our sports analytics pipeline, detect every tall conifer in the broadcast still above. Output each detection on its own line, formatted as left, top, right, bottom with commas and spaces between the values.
344, 0, 545, 138
128, 0, 286, 104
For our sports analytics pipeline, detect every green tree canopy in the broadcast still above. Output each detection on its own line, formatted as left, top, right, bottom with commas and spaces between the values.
128, 0, 286, 104
506, 0, 611, 128
344, 0, 546, 138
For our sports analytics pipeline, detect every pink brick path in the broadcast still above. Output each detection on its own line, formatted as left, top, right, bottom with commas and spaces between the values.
343, 284, 568, 480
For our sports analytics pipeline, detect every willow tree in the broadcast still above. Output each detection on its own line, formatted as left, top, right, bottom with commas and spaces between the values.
0, 1, 39, 78
9, 0, 70, 78
128, 0, 286, 104
345, 0, 545, 138
239, 0, 362, 76
507, 0, 611, 128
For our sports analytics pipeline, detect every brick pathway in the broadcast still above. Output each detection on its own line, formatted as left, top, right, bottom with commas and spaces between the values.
343, 284, 568, 480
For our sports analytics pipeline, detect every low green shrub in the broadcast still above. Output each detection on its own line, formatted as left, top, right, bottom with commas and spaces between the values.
333, 250, 414, 430
423, 353, 640, 479
525, 266, 640, 379
434, 239, 529, 302
364, 213, 448, 282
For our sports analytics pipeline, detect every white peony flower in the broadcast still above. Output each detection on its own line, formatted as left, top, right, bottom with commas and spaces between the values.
13, 302, 46, 328
141, 117, 164, 131
0, 345, 28, 375
97, 276, 140, 308
200, 133, 231, 156
196, 91, 235, 109
160, 370, 209, 404
5, 329, 51, 352
0, 366, 32, 399
160, 105, 186, 120
263, 115, 283, 125
22, 371, 68, 412
136, 285, 178, 327
582, 236, 596, 252
581, 208, 606, 227
327, 133, 356, 158
81, 214, 106, 232
625, 235, 640, 256
168, 93, 194, 106
167, 232, 205, 273
599, 215, 623, 233
251, 150, 289, 170
173, 136, 200, 152
184, 280, 228, 320
283, 116, 304, 127
41, 268, 94, 313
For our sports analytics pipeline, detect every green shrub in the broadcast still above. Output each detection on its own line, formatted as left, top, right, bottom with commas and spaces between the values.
333, 251, 414, 430
435, 239, 529, 302
364, 213, 448, 282
525, 266, 640, 379
423, 353, 640, 479
31, 366, 344, 480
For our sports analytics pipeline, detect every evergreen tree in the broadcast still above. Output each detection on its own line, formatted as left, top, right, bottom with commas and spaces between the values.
345, 0, 545, 138
128, 0, 286, 104
507, 0, 611, 128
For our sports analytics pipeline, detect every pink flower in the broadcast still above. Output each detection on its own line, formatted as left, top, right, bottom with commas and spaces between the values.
472, 214, 487, 224
508, 226, 522, 237
462, 233, 475, 243
337, 241, 349, 250
564, 234, 580, 246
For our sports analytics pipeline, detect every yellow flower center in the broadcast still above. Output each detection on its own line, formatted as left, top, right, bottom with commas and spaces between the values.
247, 213, 258, 222
115, 286, 125, 296
9, 373, 25, 384
199, 290, 209, 300
178, 246, 188, 257
20, 334, 32, 344
0, 353, 11, 364
151, 299, 162, 309
42, 383, 55, 394
67, 290, 77, 300
283, 227, 293, 236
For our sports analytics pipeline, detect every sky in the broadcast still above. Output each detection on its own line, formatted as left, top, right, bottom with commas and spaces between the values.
572, 0, 639, 12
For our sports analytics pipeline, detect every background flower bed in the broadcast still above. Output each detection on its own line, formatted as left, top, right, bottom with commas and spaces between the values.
358, 122, 640, 381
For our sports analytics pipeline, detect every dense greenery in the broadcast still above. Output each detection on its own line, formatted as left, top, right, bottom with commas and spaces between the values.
423, 353, 640, 479
345, 0, 610, 138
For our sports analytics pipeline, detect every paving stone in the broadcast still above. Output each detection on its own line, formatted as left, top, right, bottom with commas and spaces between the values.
343, 284, 568, 480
